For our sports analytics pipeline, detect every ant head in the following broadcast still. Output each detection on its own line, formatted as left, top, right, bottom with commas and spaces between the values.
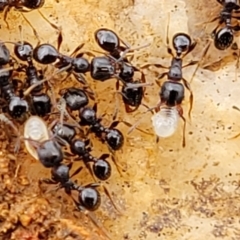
72, 56, 90, 73
8, 97, 29, 118
33, 44, 59, 64
172, 33, 192, 55
14, 41, 33, 62
23, 0, 45, 9
106, 128, 124, 151
78, 187, 101, 211
119, 62, 134, 82
0, 43, 10, 65
214, 27, 234, 50
79, 105, 97, 126
93, 159, 111, 181
51, 164, 70, 183
70, 139, 86, 156
94, 28, 119, 52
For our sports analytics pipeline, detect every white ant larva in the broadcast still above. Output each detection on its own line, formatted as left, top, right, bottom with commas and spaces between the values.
151, 107, 179, 138
24, 116, 49, 160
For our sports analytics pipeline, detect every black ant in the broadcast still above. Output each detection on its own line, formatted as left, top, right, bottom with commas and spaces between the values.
79, 103, 124, 152
33, 31, 95, 86
203, 0, 240, 50
70, 138, 120, 181
12, 38, 52, 117
129, 19, 200, 146
0, 43, 29, 118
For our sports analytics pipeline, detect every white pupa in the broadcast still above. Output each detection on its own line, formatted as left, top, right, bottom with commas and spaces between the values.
151, 107, 179, 138
24, 116, 49, 160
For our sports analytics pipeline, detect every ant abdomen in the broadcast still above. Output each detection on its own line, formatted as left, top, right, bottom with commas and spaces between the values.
93, 159, 111, 181
106, 129, 124, 151
33, 44, 59, 64
151, 107, 179, 138
94, 28, 119, 52
79, 187, 101, 211
214, 27, 234, 50
23, 0, 45, 9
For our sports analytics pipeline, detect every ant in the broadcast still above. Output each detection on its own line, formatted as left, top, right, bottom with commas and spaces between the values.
79, 103, 124, 152
129, 20, 199, 147
39, 162, 114, 239
0, 65, 29, 118
33, 31, 95, 86
203, 0, 240, 50
12, 34, 52, 117
0, 1, 60, 44
70, 138, 120, 181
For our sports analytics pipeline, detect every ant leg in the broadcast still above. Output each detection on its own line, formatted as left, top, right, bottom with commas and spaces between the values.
101, 184, 123, 215
229, 106, 240, 139
158, 72, 168, 80
37, 9, 61, 32
70, 166, 83, 178
20, 13, 41, 45
165, 13, 174, 57
39, 178, 56, 184
72, 72, 87, 85
70, 43, 85, 57
3, 5, 11, 29
176, 105, 186, 148
182, 78, 193, 120
141, 63, 169, 69
113, 91, 121, 120
57, 29, 63, 52
189, 41, 211, 84
182, 60, 199, 68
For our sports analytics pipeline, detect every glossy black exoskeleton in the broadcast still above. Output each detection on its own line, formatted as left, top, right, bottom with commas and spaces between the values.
37, 140, 63, 168
70, 139, 111, 180
60, 87, 89, 111
40, 163, 81, 194
79, 104, 124, 151
0, 0, 44, 12
33, 34, 93, 84
52, 122, 76, 144
14, 41, 52, 117
207, 0, 240, 50
94, 28, 148, 60
39, 162, 101, 211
